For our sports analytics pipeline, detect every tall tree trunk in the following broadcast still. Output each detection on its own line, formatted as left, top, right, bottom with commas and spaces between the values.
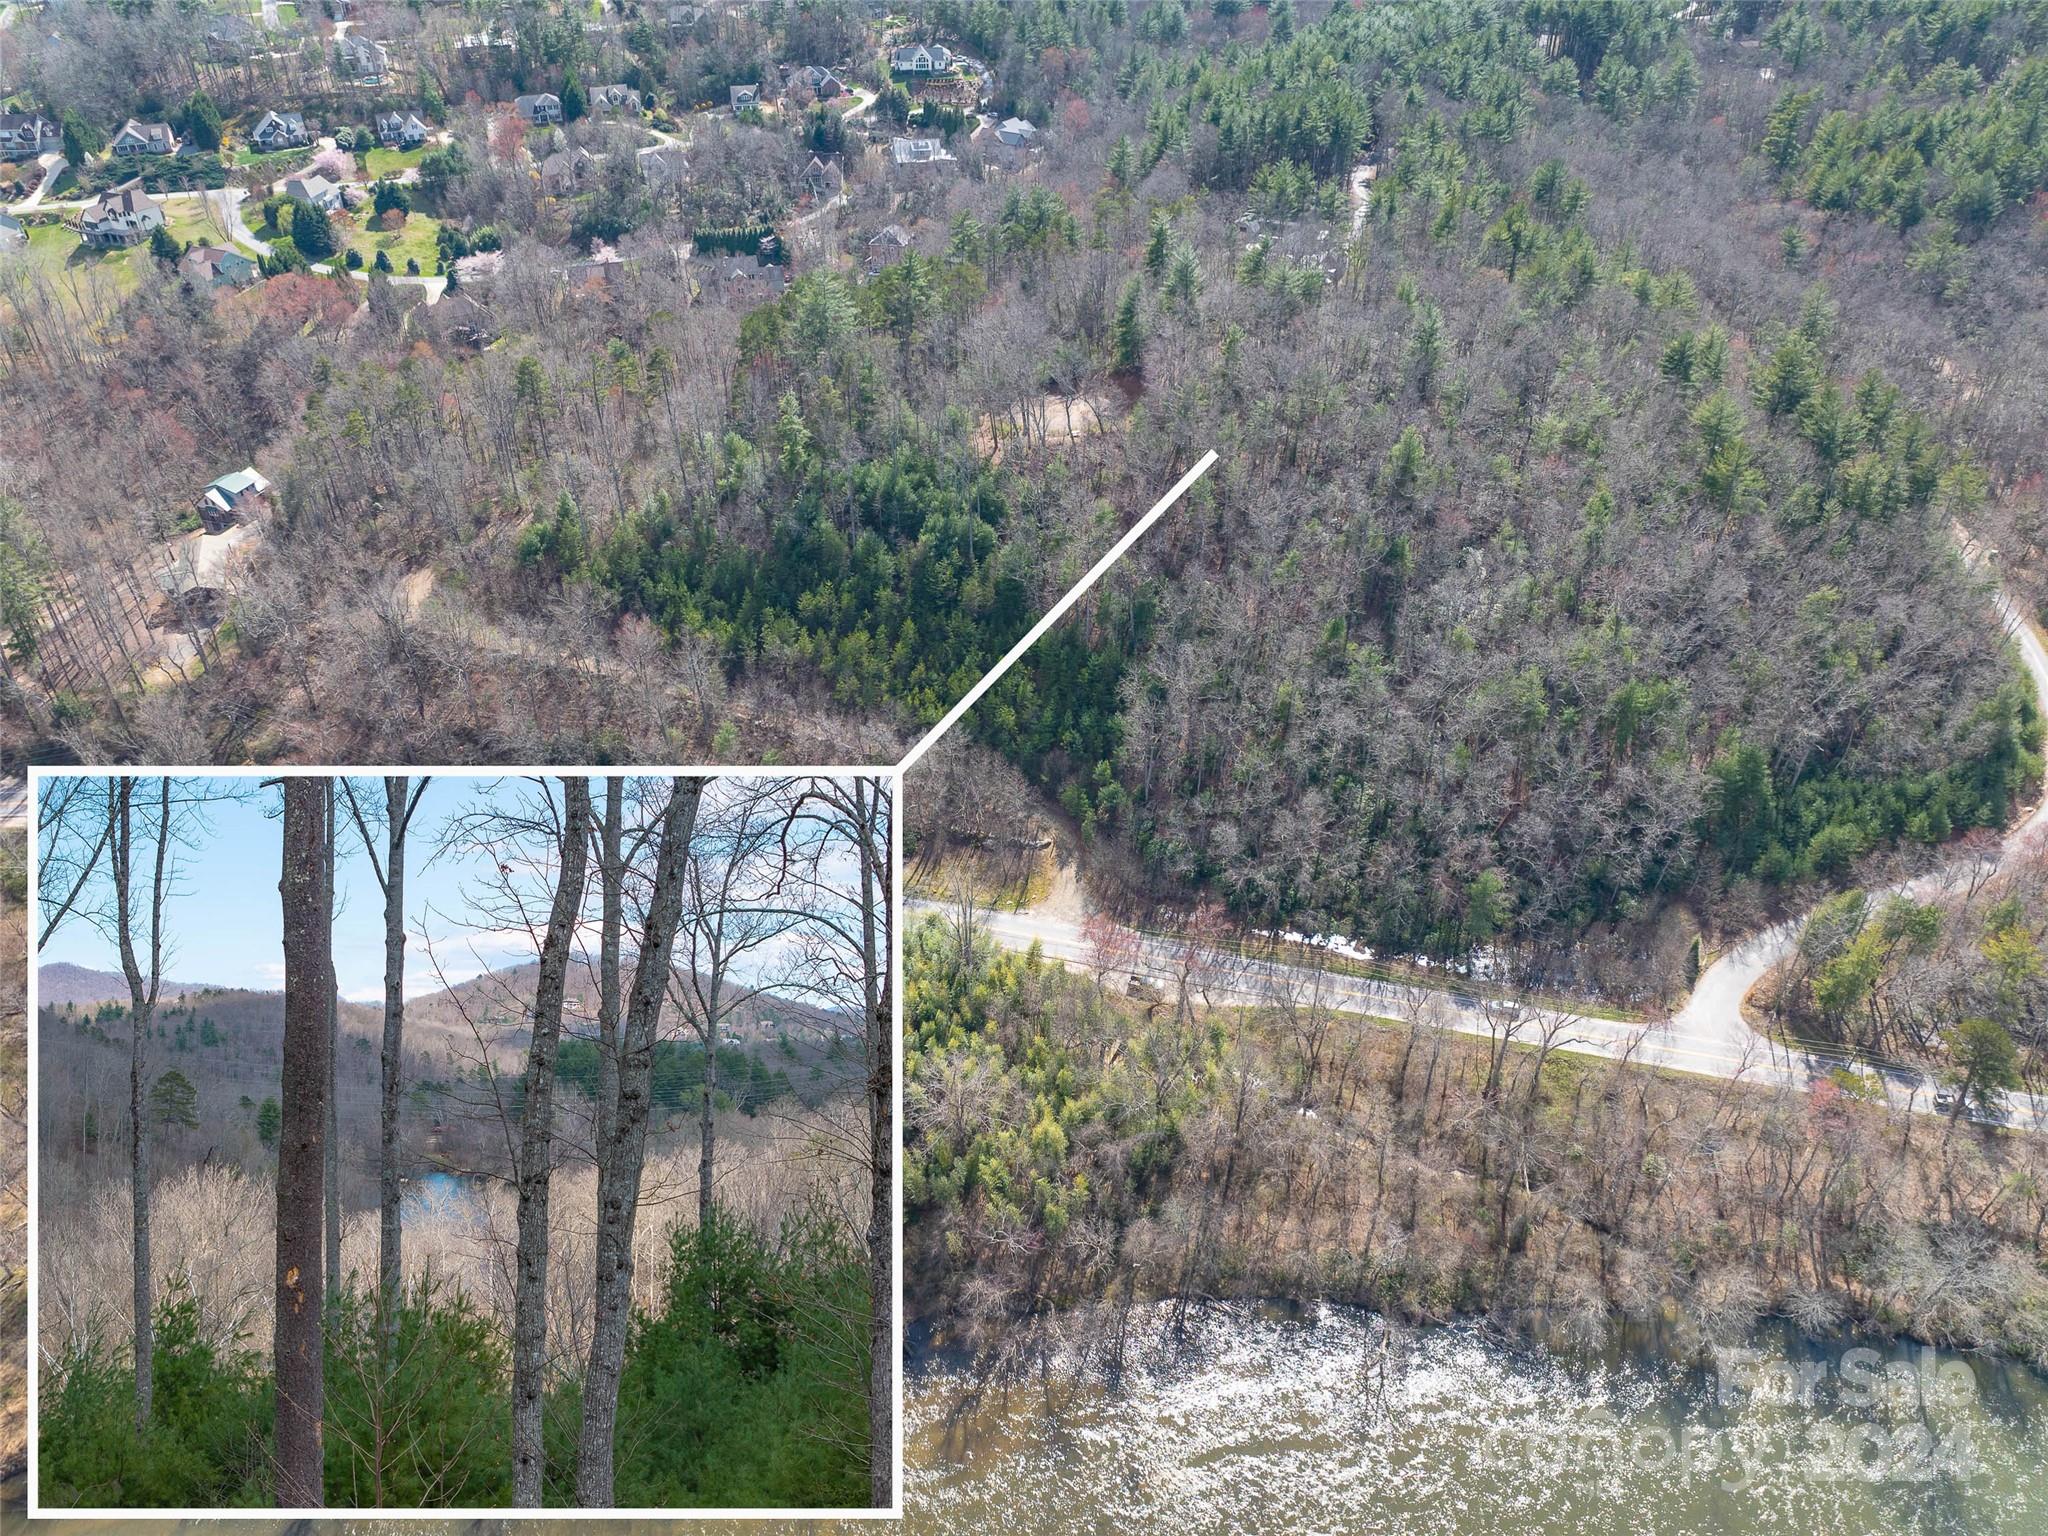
112, 777, 168, 1430
378, 776, 409, 1361
276, 778, 332, 1509
697, 972, 720, 1223
324, 785, 341, 1308
577, 777, 704, 1507
859, 777, 893, 1509
595, 778, 623, 1170
511, 778, 591, 1506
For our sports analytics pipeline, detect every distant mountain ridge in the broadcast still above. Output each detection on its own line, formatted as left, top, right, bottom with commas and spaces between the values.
38, 955, 852, 1050
36, 961, 234, 1006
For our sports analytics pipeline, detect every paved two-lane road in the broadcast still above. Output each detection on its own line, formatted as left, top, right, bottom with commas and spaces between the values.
929, 569, 2048, 1132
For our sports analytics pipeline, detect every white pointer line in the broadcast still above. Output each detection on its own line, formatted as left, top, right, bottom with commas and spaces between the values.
896, 448, 1219, 774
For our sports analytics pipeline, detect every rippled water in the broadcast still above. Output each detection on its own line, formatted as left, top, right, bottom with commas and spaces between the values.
905, 1304, 2048, 1535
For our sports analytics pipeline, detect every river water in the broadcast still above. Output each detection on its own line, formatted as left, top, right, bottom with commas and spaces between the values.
904, 1302, 2048, 1535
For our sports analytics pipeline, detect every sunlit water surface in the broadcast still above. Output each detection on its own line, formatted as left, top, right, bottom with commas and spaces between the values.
904, 1302, 2048, 1535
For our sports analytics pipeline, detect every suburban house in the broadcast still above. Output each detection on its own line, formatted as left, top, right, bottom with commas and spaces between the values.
205, 14, 260, 59
111, 118, 179, 157
995, 116, 1041, 149
792, 65, 845, 100
281, 172, 344, 212
514, 92, 563, 124
334, 35, 390, 83
0, 212, 24, 251
637, 144, 689, 188
890, 136, 954, 167
0, 113, 61, 158
78, 182, 165, 246
801, 154, 842, 200
450, 249, 504, 289
864, 223, 910, 273
729, 82, 762, 111
418, 291, 498, 350
249, 110, 310, 151
591, 83, 642, 114
667, 2, 704, 31
562, 240, 630, 288
198, 466, 271, 533
181, 244, 260, 289
540, 144, 599, 196
375, 110, 430, 148
891, 43, 953, 74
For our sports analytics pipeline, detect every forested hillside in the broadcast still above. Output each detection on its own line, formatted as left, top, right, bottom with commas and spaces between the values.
4, 0, 2046, 976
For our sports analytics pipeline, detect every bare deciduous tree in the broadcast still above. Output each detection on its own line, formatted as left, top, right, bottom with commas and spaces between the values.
576, 776, 705, 1507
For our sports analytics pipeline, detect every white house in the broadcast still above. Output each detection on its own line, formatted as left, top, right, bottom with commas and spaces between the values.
79, 182, 165, 246
249, 111, 310, 152
890, 136, 954, 166
375, 110, 430, 148
995, 116, 1040, 149
0, 113, 61, 158
282, 173, 344, 212
111, 119, 179, 157
729, 82, 762, 111
591, 83, 642, 114
514, 92, 563, 124
891, 43, 953, 74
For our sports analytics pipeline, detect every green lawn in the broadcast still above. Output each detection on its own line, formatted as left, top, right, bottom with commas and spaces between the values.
164, 197, 235, 249
18, 222, 143, 294
340, 209, 442, 273
362, 145, 427, 177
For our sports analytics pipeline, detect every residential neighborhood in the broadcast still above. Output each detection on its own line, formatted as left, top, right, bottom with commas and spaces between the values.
0, 0, 1035, 699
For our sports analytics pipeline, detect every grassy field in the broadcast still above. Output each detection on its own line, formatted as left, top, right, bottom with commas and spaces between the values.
341, 208, 441, 273
362, 145, 428, 178
164, 197, 235, 249
19, 222, 142, 292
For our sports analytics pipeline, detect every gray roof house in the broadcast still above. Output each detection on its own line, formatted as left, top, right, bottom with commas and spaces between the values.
637, 144, 689, 188
249, 110, 310, 151
282, 173, 344, 212
864, 223, 910, 272
0, 113, 61, 158
111, 119, 179, 157
793, 65, 844, 99
540, 145, 599, 195
591, 83, 642, 114
730, 82, 762, 111
890, 136, 954, 166
376, 110, 430, 147
335, 34, 390, 83
891, 43, 953, 74
206, 13, 260, 58
0, 212, 25, 251
801, 154, 842, 199
79, 182, 165, 246
995, 116, 1040, 148
514, 92, 563, 124
181, 243, 260, 289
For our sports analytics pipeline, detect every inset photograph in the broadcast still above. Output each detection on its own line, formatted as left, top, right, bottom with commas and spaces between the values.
28, 769, 895, 1517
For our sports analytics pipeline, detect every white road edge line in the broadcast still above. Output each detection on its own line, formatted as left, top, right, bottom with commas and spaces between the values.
895, 448, 1218, 774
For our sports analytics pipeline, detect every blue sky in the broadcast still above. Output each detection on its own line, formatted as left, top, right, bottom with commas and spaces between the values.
34, 775, 871, 1003
40, 777, 537, 1000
